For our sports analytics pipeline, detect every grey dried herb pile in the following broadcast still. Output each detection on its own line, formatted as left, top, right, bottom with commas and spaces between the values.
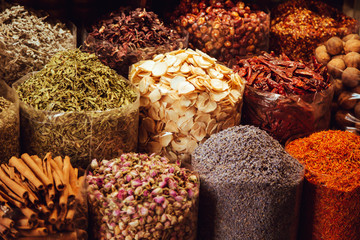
15, 49, 139, 168
191, 125, 304, 240
0, 5, 75, 86
0, 96, 19, 163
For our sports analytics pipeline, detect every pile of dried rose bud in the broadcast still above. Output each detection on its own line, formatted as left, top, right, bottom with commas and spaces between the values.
86, 153, 199, 240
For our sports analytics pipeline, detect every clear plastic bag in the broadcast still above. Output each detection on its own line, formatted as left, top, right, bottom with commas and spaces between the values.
242, 85, 334, 144
13, 73, 140, 169
0, 81, 20, 163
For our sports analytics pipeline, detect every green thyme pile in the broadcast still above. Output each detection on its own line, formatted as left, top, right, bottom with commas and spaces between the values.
0, 5, 75, 86
16, 49, 137, 112
15, 49, 139, 168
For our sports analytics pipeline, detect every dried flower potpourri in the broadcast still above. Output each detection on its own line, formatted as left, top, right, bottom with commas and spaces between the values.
0, 82, 20, 164
286, 130, 360, 240
0, 153, 87, 240
14, 49, 139, 168
192, 125, 304, 240
172, 0, 269, 64
0, 5, 75, 86
87, 153, 199, 240
232, 52, 333, 143
129, 48, 245, 163
270, 0, 358, 62
83, 8, 187, 77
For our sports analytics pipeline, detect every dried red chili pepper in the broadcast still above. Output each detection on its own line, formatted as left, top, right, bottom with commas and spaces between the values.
286, 130, 360, 240
83, 8, 187, 77
232, 52, 333, 143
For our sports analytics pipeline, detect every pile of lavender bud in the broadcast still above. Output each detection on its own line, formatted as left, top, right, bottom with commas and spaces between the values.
0, 5, 75, 86
191, 125, 304, 240
87, 153, 199, 240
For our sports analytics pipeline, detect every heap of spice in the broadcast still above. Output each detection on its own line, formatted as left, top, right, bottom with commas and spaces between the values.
232, 52, 333, 143
0, 153, 87, 239
0, 5, 75, 86
270, 0, 358, 62
87, 153, 199, 240
286, 130, 360, 240
14, 49, 139, 168
0, 95, 19, 164
129, 48, 245, 163
83, 8, 187, 77
192, 125, 304, 240
314, 34, 360, 133
172, 0, 269, 64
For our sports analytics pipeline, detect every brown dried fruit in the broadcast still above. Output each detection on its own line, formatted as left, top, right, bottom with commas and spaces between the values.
342, 67, 360, 88
335, 110, 355, 128
333, 79, 343, 97
344, 39, 360, 54
338, 91, 357, 110
326, 37, 344, 55
327, 58, 346, 78
354, 102, 360, 119
332, 55, 345, 60
343, 33, 360, 42
315, 48, 331, 65
344, 52, 360, 68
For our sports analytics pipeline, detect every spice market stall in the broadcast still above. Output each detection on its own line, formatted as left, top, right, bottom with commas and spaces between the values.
0, 0, 359, 240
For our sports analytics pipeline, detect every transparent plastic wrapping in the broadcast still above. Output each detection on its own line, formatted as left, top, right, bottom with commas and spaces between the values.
0, 81, 20, 163
314, 34, 360, 134
242, 85, 334, 144
0, 4, 77, 86
0, 154, 88, 240
192, 125, 304, 240
172, 1, 270, 65
271, 0, 359, 62
86, 153, 199, 240
13, 73, 140, 169
285, 132, 360, 240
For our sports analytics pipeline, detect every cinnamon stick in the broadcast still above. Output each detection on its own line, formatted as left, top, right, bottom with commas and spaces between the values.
59, 187, 68, 208
53, 156, 63, 170
20, 208, 37, 221
63, 156, 75, 201
65, 208, 75, 223
16, 218, 34, 230
0, 167, 28, 199
50, 159, 64, 184
52, 170, 64, 191
9, 157, 44, 191
0, 217, 14, 229
21, 153, 52, 188
30, 155, 43, 171
0, 223, 9, 235
48, 207, 58, 224
18, 227, 48, 237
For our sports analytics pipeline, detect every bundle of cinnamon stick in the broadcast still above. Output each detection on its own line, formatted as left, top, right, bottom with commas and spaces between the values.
0, 153, 87, 239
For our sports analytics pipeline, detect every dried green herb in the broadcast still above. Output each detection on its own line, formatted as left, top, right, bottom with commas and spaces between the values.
0, 84, 20, 164
14, 49, 139, 168
0, 5, 75, 86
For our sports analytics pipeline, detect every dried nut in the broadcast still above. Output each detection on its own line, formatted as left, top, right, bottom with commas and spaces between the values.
327, 58, 346, 78
344, 52, 360, 69
338, 91, 357, 110
344, 39, 360, 54
342, 67, 360, 88
343, 34, 360, 42
325, 37, 344, 56
315, 51, 331, 65
129, 49, 245, 163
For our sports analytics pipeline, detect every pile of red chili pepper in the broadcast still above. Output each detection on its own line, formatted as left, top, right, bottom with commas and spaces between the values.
232, 52, 330, 96
286, 130, 360, 240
